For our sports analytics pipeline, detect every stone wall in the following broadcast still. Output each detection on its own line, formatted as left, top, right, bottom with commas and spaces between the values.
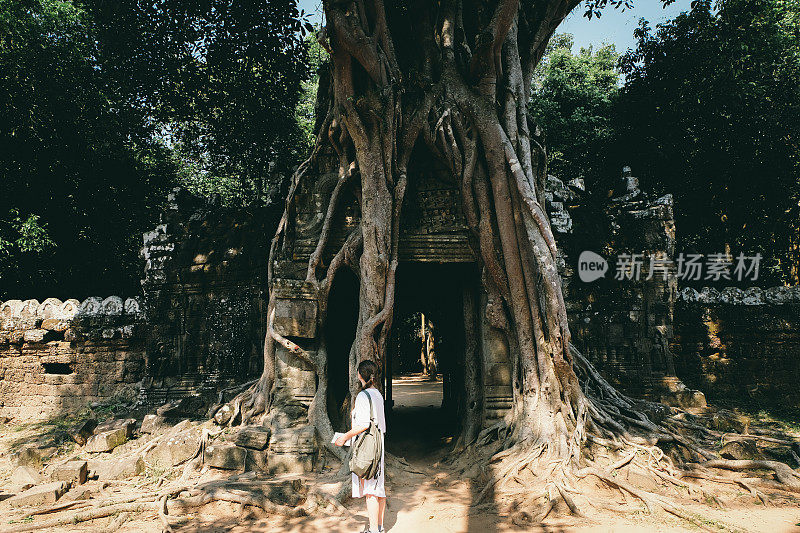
672, 286, 800, 409
139, 188, 277, 404
549, 168, 696, 403
0, 297, 145, 420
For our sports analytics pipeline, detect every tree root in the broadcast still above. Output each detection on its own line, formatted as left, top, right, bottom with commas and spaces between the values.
576, 467, 733, 531
4, 502, 156, 533
104, 511, 130, 532
168, 488, 306, 518
701, 459, 800, 489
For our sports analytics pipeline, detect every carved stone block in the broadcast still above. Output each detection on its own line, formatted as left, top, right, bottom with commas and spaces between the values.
273, 298, 317, 338
271, 279, 318, 338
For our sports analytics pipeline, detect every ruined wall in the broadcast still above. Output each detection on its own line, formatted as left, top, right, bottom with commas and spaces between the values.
672, 286, 800, 409
0, 297, 145, 421
549, 168, 689, 401
139, 187, 276, 404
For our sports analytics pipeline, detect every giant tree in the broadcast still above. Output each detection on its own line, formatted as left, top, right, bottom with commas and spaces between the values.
224, 0, 800, 514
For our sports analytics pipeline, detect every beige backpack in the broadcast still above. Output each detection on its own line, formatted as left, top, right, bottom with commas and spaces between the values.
349, 391, 383, 479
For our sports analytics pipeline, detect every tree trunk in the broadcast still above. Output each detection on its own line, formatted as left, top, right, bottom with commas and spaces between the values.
235, 0, 590, 458
304, 0, 591, 464
234, 0, 688, 466
208, 2, 800, 518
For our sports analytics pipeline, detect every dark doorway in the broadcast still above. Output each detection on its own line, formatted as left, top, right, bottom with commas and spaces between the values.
385, 262, 478, 459
324, 267, 360, 432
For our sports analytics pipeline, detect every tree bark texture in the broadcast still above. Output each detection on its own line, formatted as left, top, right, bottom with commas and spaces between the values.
232, 0, 659, 466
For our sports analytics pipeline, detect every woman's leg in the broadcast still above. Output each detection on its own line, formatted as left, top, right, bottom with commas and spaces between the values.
377, 496, 386, 529
366, 495, 380, 531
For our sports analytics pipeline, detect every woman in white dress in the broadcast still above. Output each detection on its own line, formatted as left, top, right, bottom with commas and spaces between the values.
334, 360, 387, 533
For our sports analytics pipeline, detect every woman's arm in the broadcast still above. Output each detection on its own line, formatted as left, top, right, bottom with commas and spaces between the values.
334, 423, 368, 447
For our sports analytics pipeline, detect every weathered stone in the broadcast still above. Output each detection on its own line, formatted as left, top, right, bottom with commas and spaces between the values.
8, 329, 24, 344
78, 297, 103, 316
23, 328, 56, 343
679, 287, 699, 302
719, 287, 744, 305
10, 466, 41, 491
213, 404, 234, 426
267, 426, 316, 474
141, 414, 171, 434
204, 443, 247, 470
19, 299, 40, 318
41, 318, 69, 332
124, 297, 142, 315
0, 299, 24, 318
273, 299, 317, 338
103, 455, 145, 479
244, 449, 269, 472
698, 287, 721, 304
37, 298, 63, 319
60, 299, 81, 319
764, 286, 793, 305
720, 440, 764, 461
61, 487, 91, 501
68, 418, 97, 445
61, 483, 97, 501
8, 481, 70, 508
13, 445, 43, 468
0, 294, 145, 422
94, 418, 136, 439
157, 395, 205, 418
267, 451, 316, 474
50, 460, 88, 485
235, 427, 270, 450
85, 427, 128, 453
709, 411, 747, 433
659, 389, 707, 409
102, 296, 124, 315
741, 287, 764, 305
145, 425, 202, 467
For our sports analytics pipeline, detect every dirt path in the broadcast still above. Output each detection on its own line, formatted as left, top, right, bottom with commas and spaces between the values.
3, 379, 800, 532
162, 376, 800, 533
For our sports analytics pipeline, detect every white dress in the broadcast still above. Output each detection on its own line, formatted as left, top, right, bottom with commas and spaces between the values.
351, 387, 387, 498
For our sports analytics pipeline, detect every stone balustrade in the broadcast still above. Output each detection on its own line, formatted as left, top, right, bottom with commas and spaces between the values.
677, 285, 800, 305
0, 297, 145, 421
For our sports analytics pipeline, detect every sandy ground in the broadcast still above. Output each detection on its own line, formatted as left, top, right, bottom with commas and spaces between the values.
2, 376, 800, 532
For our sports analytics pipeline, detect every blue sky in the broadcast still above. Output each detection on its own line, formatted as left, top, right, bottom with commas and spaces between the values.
560, 0, 693, 53
297, 0, 694, 53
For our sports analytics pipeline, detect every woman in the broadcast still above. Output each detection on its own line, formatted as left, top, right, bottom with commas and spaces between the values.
334, 360, 387, 533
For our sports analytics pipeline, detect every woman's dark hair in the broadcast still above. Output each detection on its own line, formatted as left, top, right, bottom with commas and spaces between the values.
357, 360, 380, 390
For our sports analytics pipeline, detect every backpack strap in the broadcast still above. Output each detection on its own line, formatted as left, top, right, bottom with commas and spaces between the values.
362, 390, 376, 423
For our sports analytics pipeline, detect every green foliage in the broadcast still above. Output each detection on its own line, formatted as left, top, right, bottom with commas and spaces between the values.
0, 210, 55, 255
581, 0, 677, 20
86, 0, 311, 205
0, 0, 311, 298
296, 29, 328, 150
0, 0, 177, 298
616, 0, 800, 283
529, 34, 621, 185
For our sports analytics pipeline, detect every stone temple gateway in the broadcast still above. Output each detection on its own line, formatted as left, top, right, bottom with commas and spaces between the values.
267, 152, 516, 453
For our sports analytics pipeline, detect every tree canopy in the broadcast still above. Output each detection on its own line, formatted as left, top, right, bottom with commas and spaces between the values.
616, 0, 800, 283
530, 34, 620, 186
0, 0, 312, 299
